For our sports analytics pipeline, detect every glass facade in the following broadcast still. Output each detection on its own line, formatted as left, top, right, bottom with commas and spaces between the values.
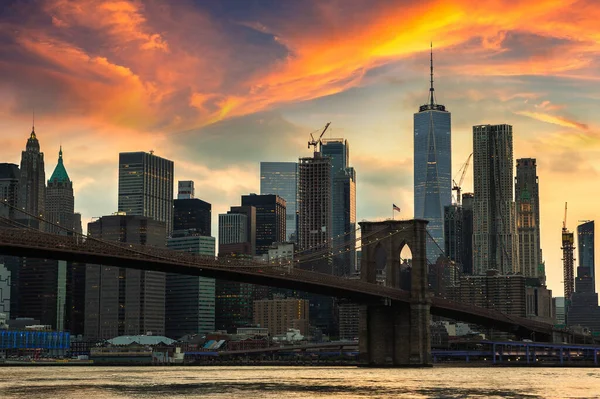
166, 234, 216, 338
241, 194, 286, 256
578, 221, 595, 282
260, 162, 298, 242
118, 152, 174, 236
414, 107, 451, 259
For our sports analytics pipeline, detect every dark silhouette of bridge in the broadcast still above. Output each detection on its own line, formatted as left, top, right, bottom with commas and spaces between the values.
0, 200, 577, 366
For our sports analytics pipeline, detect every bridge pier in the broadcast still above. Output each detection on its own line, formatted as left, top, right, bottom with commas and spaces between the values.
358, 220, 432, 367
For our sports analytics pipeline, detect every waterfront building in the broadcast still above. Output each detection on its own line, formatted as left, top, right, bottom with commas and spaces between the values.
46, 147, 75, 234
515, 158, 543, 282
166, 231, 216, 339
241, 194, 286, 256
0, 263, 9, 318
253, 298, 309, 336
260, 162, 298, 242
84, 215, 166, 340
472, 124, 519, 275
118, 151, 174, 235
413, 48, 451, 259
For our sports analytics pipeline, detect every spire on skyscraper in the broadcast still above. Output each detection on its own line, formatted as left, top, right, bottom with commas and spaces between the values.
31, 110, 36, 139
48, 146, 70, 183
429, 42, 436, 107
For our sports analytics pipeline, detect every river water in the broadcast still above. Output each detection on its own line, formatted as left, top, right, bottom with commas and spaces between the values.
0, 366, 599, 398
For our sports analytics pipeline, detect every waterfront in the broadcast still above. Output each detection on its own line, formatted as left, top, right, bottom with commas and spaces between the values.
0, 366, 599, 398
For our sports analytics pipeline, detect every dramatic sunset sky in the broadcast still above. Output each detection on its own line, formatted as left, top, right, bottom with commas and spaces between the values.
1, 0, 599, 296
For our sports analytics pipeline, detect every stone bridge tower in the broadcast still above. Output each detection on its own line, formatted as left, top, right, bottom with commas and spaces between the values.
358, 219, 431, 367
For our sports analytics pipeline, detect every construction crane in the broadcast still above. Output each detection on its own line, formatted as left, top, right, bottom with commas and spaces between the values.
452, 153, 472, 205
308, 122, 331, 153
563, 202, 568, 231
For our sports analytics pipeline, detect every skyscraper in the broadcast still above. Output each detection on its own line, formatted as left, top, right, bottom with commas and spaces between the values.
577, 221, 595, 286
18, 126, 45, 228
118, 152, 174, 235
241, 194, 286, 256
85, 215, 166, 340
0, 163, 19, 222
515, 158, 543, 281
46, 147, 75, 234
174, 198, 211, 236
298, 151, 337, 337
260, 162, 298, 242
298, 152, 332, 274
178, 181, 195, 200
166, 231, 216, 338
413, 47, 451, 256
472, 124, 519, 275
321, 139, 357, 276
568, 221, 600, 333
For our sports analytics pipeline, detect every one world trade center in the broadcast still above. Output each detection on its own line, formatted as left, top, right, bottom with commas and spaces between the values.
413, 45, 451, 261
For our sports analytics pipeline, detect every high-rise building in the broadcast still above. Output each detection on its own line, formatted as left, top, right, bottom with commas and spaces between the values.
577, 221, 595, 285
166, 231, 216, 338
260, 162, 298, 242
298, 152, 337, 337
322, 139, 357, 276
444, 204, 463, 269
178, 180, 195, 200
567, 221, 600, 333
18, 126, 45, 228
84, 215, 166, 340
118, 152, 174, 235
0, 263, 10, 318
241, 194, 286, 256
515, 158, 543, 281
46, 147, 75, 234
0, 163, 19, 222
216, 210, 255, 332
461, 193, 474, 275
228, 205, 256, 256
472, 124, 519, 275
174, 199, 211, 236
562, 221, 575, 302
413, 48, 451, 258
298, 152, 332, 274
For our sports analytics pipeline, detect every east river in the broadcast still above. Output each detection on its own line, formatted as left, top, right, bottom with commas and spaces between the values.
1, 366, 599, 398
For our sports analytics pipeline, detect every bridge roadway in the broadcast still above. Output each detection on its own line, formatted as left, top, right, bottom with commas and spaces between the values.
0, 227, 557, 338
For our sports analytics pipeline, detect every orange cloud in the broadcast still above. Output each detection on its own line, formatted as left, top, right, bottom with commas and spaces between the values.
515, 111, 589, 130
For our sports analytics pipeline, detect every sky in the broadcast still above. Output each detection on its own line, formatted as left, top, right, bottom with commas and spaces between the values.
0, 0, 599, 298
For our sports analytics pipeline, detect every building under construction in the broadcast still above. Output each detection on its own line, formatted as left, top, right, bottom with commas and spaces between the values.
561, 203, 575, 304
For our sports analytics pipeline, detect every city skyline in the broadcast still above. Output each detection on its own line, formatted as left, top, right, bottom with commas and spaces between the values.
0, 0, 599, 299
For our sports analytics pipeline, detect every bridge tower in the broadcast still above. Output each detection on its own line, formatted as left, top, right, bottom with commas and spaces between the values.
358, 219, 432, 367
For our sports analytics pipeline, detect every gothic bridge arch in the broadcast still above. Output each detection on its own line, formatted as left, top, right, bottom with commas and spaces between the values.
358, 219, 431, 367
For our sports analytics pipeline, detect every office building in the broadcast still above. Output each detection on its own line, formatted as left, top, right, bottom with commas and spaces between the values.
178, 181, 194, 199
0, 163, 19, 222
298, 152, 337, 337
472, 124, 519, 275
260, 162, 298, 242
555, 297, 566, 325
215, 207, 256, 332
166, 231, 216, 338
413, 49, 451, 259
46, 147, 75, 234
84, 215, 166, 340
118, 151, 174, 235
322, 139, 357, 276
461, 193, 474, 274
298, 152, 332, 274
174, 198, 211, 236
17, 126, 45, 227
0, 263, 10, 318
567, 221, 600, 333
241, 194, 286, 256
515, 158, 543, 281
253, 298, 309, 336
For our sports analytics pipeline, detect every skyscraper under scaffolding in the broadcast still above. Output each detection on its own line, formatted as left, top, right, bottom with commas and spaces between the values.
472, 124, 519, 275
413, 46, 451, 258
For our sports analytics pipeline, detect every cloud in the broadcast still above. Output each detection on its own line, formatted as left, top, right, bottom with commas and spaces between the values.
515, 111, 589, 130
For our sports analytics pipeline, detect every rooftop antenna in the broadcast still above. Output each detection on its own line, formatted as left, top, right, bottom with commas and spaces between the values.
429, 42, 435, 107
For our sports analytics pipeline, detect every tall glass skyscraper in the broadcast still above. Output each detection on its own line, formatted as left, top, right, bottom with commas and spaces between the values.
118, 152, 174, 235
413, 48, 451, 257
260, 162, 298, 241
